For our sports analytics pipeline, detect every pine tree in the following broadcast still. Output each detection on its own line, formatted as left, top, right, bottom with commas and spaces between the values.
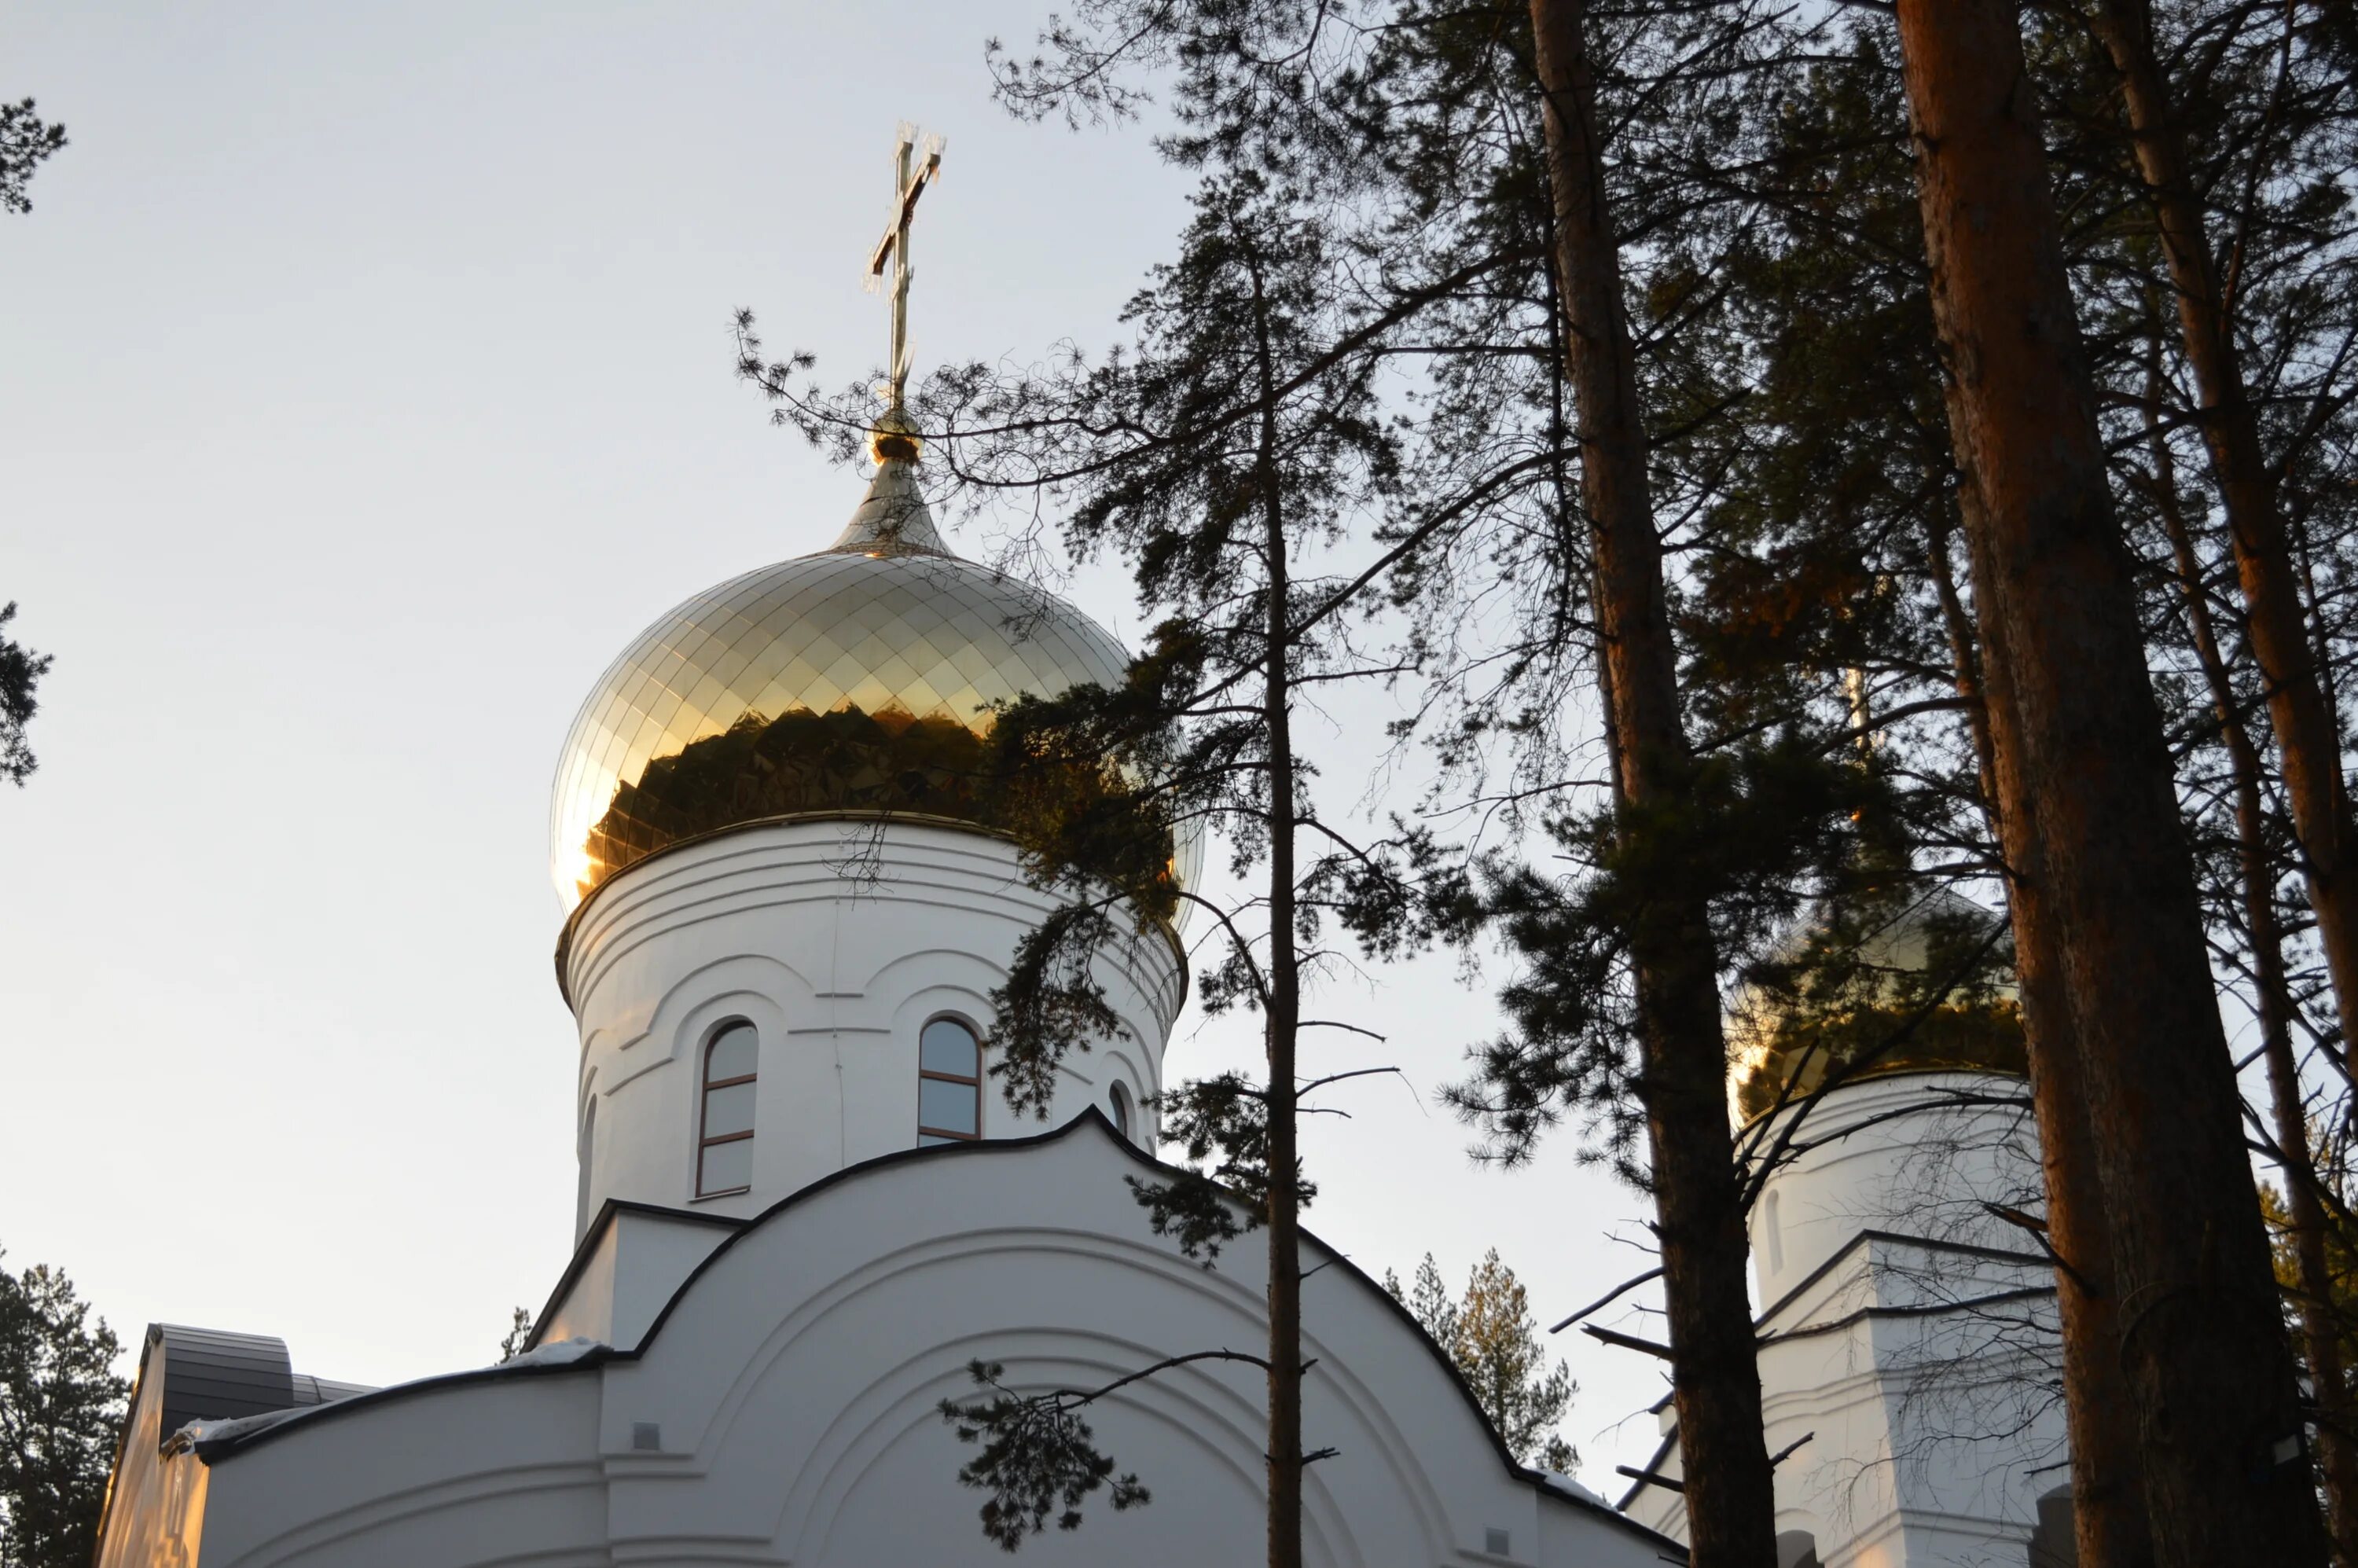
965, 11, 1926, 1566
2262, 1168, 2358, 1424
1519, 8, 1779, 1559
0, 1249, 128, 1568
2035, 10, 2358, 1544
750, 6, 2358, 1562
745, 157, 1431, 1566
2083, 0, 2358, 1085
1387, 1251, 1579, 1472
0, 102, 66, 218
1651, 22, 2158, 1563
0, 605, 50, 788
1388, 1254, 1462, 1351
2144, 361, 2358, 1562
1890, 2, 2324, 1560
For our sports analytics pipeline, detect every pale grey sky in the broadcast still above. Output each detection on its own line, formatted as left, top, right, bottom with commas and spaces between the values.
1, 1, 1673, 1489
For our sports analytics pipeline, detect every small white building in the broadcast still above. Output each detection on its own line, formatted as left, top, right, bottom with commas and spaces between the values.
93, 449, 1676, 1568
1620, 901, 2076, 1568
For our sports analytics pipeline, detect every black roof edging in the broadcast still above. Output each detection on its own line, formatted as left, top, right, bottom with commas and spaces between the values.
188, 1346, 622, 1463
1754, 1225, 2048, 1330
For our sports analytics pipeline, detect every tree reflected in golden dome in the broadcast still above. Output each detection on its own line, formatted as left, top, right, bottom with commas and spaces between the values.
1728, 888, 2026, 1125
550, 461, 1191, 914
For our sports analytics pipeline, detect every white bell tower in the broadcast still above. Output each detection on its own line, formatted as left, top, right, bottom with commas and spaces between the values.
1620, 894, 2077, 1566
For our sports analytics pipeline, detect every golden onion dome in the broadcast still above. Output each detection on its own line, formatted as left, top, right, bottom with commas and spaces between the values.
1728, 888, 2026, 1125
551, 455, 1189, 914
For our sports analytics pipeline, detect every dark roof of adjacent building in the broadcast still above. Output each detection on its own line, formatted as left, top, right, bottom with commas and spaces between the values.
147, 1324, 372, 1445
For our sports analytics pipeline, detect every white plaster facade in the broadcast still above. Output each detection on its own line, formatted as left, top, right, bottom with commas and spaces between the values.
101, 1119, 1673, 1566
1623, 1071, 2070, 1567
561, 817, 1185, 1234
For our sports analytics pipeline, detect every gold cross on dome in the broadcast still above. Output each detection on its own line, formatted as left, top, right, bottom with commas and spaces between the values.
866, 123, 945, 416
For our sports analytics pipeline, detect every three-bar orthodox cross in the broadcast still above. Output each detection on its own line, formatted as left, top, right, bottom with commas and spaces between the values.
867, 124, 944, 417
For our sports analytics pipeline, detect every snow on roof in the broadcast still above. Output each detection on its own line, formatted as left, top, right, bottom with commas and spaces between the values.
490, 1336, 606, 1372
1538, 1470, 1611, 1507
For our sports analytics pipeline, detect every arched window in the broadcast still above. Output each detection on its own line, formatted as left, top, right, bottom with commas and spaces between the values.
1108, 1081, 1133, 1141
1775, 1531, 1821, 1568
697, 1020, 758, 1197
918, 1017, 981, 1145
576, 1096, 597, 1235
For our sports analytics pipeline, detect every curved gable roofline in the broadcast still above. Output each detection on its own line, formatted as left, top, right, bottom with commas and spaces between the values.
192, 1109, 1682, 1552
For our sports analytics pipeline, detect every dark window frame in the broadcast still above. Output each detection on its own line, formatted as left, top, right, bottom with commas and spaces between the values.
696, 1019, 758, 1199
917, 1014, 982, 1144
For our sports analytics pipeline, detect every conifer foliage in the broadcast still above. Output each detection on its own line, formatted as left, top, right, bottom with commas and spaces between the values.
0, 605, 50, 788
746, 152, 1427, 1565
497, 1308, 534, 1364
1890, 2, 2327, 1561
1387, 1251, 1579, 1472
0, 1249, 127, 1568
0, 101, 65, 218
740, 0, 2358, 1561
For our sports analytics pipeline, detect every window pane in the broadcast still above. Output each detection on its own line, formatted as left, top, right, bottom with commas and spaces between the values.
920, 1018, 977, 1078
707, 1021, 758, 1084
700, 1136, 752, 1195
703, 1081, 756, 1140
919, 1075, 977, 1135
1108, 1085, 1130, 1139
918, 1132, 960, 1148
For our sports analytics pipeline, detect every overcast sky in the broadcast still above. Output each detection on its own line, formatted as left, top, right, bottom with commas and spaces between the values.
1, 1, 1680, 1490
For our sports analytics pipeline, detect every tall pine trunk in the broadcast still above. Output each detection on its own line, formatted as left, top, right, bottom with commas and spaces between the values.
1891, 5, 2323, 1562
1245, 241, 1306, 1568
1932, 503, 2156, 1568
2088, 0, 2358, 1066
1526, 3, 1777, 1562
2147, 409, 2358, 1566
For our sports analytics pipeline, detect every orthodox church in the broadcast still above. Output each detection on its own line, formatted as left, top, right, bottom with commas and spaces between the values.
88, 134, 1678, 1555
91, 133, 2076, 1568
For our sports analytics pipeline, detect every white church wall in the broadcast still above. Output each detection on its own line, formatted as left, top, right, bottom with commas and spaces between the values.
606, 1207, 740, 1350
562, 819, 1185, 1235
171, 1119, 1675, 1568
1862, 1247, 2061, 1540
1746, 1074, 2062, 1567
1636, 1074, 2066, 1566
1756, 1248, 1900, 1556
593, 1119, 1644, 1566
1641, 1236, 2062, 1567
537, 1217, 619, 1346
1747, 1072, 2041, 1302
194, 1372, 606, 1568
538, 1203, 739, 1351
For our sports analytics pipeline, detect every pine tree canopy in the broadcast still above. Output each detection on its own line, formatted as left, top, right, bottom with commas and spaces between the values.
738, 0, 2358, 1559
1387, 1250, 1578, 1473
0, 1249, 128, 1568
0, 102, 66, 218
0, 605, 50, 788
